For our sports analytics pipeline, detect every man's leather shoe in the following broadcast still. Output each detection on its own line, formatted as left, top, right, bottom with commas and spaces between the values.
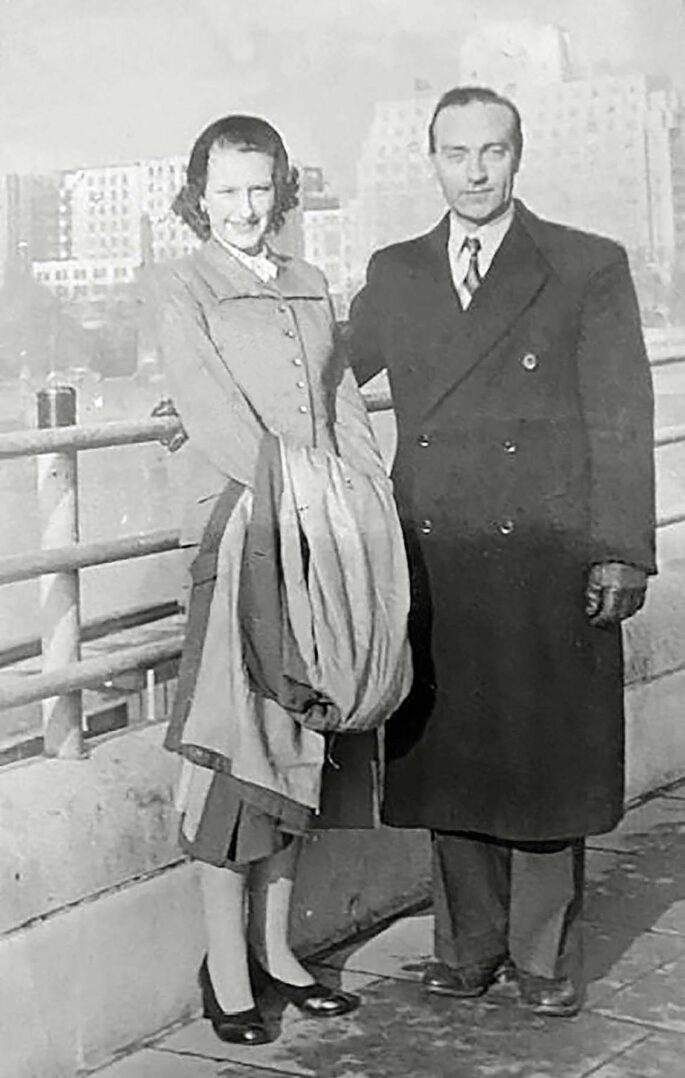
516, 972, 581, 1018
422, 961, 498, 998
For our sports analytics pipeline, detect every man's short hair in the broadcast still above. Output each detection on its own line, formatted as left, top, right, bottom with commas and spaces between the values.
428, 86, 524, 165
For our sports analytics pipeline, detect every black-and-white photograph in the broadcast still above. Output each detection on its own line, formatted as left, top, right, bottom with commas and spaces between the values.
1, 2, 685, 1075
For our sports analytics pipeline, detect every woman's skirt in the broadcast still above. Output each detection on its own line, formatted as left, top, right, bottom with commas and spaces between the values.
179, 732, 380, 867
179, 769, 312, 867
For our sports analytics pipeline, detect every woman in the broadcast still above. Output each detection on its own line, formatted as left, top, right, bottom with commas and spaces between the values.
156, 115, 409, 1047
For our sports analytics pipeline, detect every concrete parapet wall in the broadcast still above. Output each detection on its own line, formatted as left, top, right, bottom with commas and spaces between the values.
624, 521, 685, 800
0, 724, 430, 1077
1, 525, 684, 1076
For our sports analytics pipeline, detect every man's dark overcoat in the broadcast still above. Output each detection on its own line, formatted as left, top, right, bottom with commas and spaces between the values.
348, 200, 656, 841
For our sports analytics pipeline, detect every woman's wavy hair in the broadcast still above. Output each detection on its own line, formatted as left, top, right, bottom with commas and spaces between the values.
172, 115, 300, 239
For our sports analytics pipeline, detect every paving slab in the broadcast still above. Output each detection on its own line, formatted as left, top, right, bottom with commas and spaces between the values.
584, 806, 685, 940
588, 796, 685, 853
585, 847, 624, 884
317, 912, 433, 982
594, 953, 685, 1033
91, 1047, 278, 1077
157, 969, 377, 1077
589, 1031, 685, 1077
155, 971, 647, 1078
584, 921, 685, 1005
92, 788, 685, 1078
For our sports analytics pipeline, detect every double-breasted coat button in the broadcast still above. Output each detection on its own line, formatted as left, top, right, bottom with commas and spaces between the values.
419, 519, 433, 535
521, 352, 538, 371
502, 439, 517, 453
298, 404, 309, 414
296, 379, 306, 389
283, 328, 296, 338
417, 434, 431, 447
292, 357, 303, 367
498, 519, 515, 535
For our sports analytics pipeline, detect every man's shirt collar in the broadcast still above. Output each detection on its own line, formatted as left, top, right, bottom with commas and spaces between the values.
448, 202, 515, 279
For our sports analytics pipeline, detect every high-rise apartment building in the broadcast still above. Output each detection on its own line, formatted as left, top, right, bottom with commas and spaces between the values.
514, 75, 682, 273
137, 156, 198, 262
3, 172, 71, 271
68, 164, 141, 261
68, 156, 197, 264
301, 166, 351, 316
349, 92, 443, 279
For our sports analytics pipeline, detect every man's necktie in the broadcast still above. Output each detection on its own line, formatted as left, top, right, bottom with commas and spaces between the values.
462, 236, 482, 300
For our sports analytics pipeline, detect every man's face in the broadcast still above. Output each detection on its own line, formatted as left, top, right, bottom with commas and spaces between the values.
431, 102, 519, 227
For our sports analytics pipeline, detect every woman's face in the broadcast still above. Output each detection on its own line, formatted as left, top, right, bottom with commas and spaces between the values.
201, 144, 276, 254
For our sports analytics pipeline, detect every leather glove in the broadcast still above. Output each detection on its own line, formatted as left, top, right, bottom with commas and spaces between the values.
585, 562, 648, 628
150, 397, 188, 453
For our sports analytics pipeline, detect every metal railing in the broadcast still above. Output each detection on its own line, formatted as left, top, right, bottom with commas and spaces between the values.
0, 384, 391, 758
1, 369, 684, 759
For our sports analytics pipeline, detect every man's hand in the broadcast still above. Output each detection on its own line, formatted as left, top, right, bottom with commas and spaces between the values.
150, 397, 188, 453
585, 562, 648, 628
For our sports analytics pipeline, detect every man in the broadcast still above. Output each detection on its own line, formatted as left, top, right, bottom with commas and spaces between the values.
347, 86, 656, 1017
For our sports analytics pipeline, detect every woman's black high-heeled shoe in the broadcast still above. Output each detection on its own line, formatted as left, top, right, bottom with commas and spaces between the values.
198, 956, 273, 1045
251, 958, 360, 1018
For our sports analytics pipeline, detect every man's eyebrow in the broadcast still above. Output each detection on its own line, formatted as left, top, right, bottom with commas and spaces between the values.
440, 140, 510, 151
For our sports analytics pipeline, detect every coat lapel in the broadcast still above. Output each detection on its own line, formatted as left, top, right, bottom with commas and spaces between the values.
417, 203, 552, 416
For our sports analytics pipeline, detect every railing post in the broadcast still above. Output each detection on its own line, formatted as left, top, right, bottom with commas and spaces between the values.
36, 385, 85, 758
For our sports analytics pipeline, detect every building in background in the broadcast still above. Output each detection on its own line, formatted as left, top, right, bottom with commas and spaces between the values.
346, 26, 685, 324
458, 19, 575, 89
65, 157, 197, 265
458, 22, 685, 321
3, 172, 71, 273
300, 166, 353, 316
32, 258, 138, 305
4, 18, 685, 358
0, 156, 199, 377
514, 74, 684, 315
347, 87, 443, 283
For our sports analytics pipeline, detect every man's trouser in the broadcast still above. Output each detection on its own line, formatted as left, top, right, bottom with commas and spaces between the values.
432, 831, 585, 980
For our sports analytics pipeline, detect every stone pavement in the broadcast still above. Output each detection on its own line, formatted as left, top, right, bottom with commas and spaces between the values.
94, 783, 685, 1078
